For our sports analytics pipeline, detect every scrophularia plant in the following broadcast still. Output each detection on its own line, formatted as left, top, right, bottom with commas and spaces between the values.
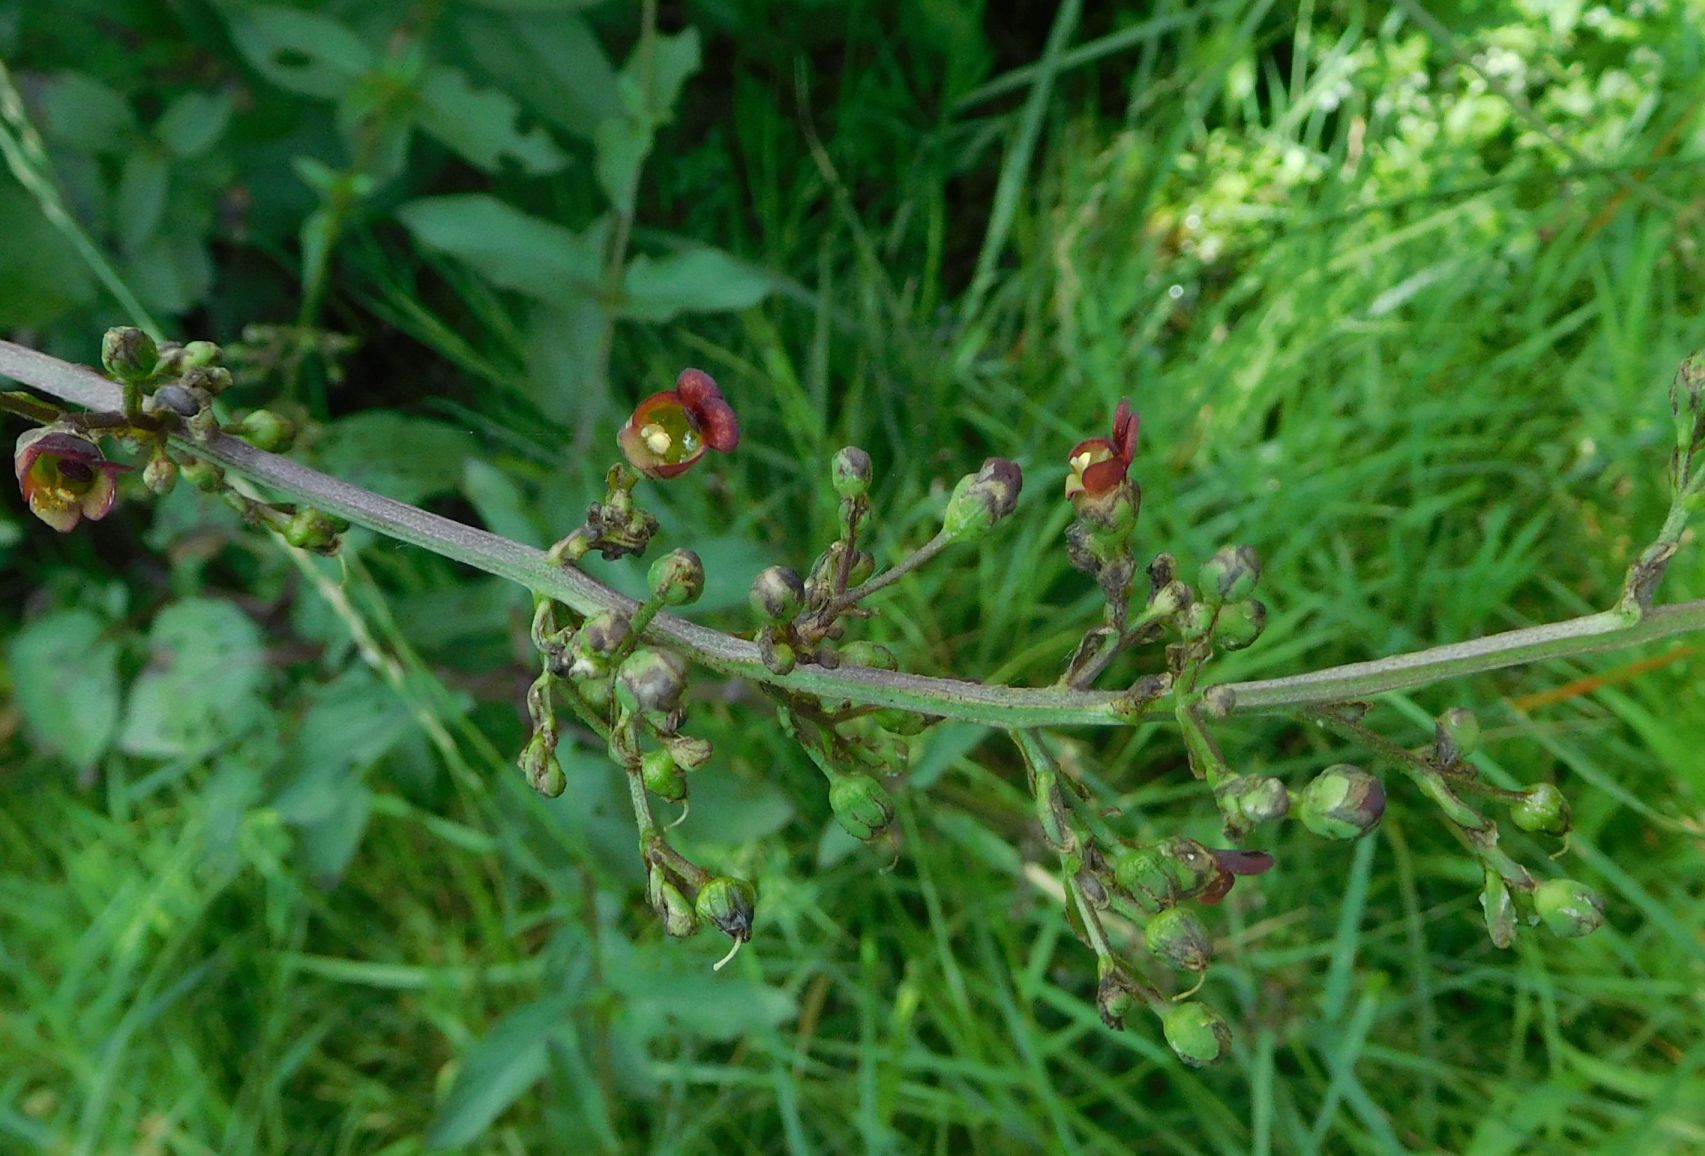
4, 329, 1705, 1065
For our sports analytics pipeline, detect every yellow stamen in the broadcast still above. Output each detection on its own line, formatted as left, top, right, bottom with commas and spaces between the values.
642, 424, 672, 454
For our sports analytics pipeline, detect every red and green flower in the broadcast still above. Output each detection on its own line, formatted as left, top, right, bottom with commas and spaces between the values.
14, 426, 128, 532
618, 369, 740, 479
1065, 397, 1139, 499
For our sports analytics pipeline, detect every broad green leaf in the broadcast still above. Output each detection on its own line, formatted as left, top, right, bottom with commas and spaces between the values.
413, 65, 568, 176
522, 297, 608, 425
462, 459, 545, 546
398, 196, 606, 300
115, 150, 168, 254
119, 598, 266, 759
0, 185, 96, 326
229, 6, 375, 100
593, 115, 650, 216
36, 71, 135, 152
9, 610, 120, 767
619, 247, 778, 321
313, 413, 476, 505
610, 948, 795, 1043
453, 11, 619, 139
426, 993, 577, 1148
619, 28, 701, 124
675, 770, 795, 845
155, 91, 234, 158
296, 780, 372, 888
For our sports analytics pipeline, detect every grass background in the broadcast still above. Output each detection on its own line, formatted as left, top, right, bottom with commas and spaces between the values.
3, 0, 1704, 1152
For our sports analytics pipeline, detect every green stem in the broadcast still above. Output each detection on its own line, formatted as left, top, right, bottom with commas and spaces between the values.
828, 529, 952, 614
7, 337, 1705, 730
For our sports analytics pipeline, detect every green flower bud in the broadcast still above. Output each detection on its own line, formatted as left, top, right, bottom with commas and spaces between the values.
1533, 878, 1605, 939
1510, 783, 1571, 836
616, 647, 687, 714
750, 566, 805, 621
1198, 544, 1261, 604
1215, 599, 1267, 651
579, 610, 632, 658
1434, 708, 1480, 764
872, 707, 928, 735
663, 733, 713, 770
1095, 961, 1141, 1030
1181, 600, 1216, 641
1296, 764, 1386, 840
1113, 838, 1217, 912
941, 458, 1023, 542
147, 383, 200, 418
649, 548, 705, 606
840, 641, 898, 670
1145, 907, 1213, 972
1148, 579, 1190, 617
180, 340, 223, 368
518, 736, 565, 798
177, 456, 224, 492
760, 633, 797, 675
1216, 775, 1290, 828
1161, 1001, 1232, 1067
695, 876, 757, 943
641, 748, 687, 802
831, 446, 873, 498
652, 878, 700, 938
812, 643, 841, 670
101, 326, 159, 382
284, 507, 350, 554
142, 453, 177, 496
234, 409, 296, 453
829, 773, 895, 841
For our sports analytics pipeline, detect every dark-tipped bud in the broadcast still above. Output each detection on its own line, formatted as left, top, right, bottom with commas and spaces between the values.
829, 773, 895, 841
1113, 838, 1217, 912
759, 631, 797, 675
1510, 783, 1572, 836
649, 548, 705, 606
1296, 764, 1386, 840
1161, 1002, 1232, 1067
641, 748, 687, 802
1200, 685, 1236, 719
1217, 775, 1290, 828
1434, 708, 1480, 764
101, 326, 159, 382
750, 566, 805, 622
283, 507, 350, 554
617, 647, 687, 714
142, 453, 178, 496
235, 409, 296, 453
1198, 544, 1261, 604
1149, 579, 1190, 617
663, 733, 713, 770
518, 736, 566, 798
1181, 601, 1217, 642
941, 457, 1023, 542
579, 610, 632, 657
1095, 961, 1141, 1030
831, 446, 874, 498
695, 876, 757, 943
1145, 907, 1213, 972
1215, 599, 1267, 651
1533, 878, 1605, 939
179, 364, 234, 397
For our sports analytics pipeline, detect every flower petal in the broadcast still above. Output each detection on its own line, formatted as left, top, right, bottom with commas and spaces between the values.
1112, 398, 1139, 461
1079, 455, 1130, 495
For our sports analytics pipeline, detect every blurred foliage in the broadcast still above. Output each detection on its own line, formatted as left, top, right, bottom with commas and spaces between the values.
4, 0, 1705, 1152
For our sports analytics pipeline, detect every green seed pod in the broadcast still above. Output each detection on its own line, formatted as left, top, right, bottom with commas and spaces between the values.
831, 446, 873, 498
579, 611, 632, 657
235, 409, 296, 453
649, 548, 706, 606
750, 566, 805, 621
695, 876, 757, 943
1198, 544, 1261, 604
518, 736, 565, 798
1533, 878, 1605, 939
284, 508, 350, 554
1145, 907, 1213, 972
1215, 599, 1267, 651
1510, 783, 1572, 836
641, 748, 687, 802
1296, 764, 1386, 840
941, 458, 1023, 542
1181, 601, 1216, 642
840, 641, 898, 670
142, 453, 178, 496
652, 878, 700, 938
101, 326, 159, 383
829, 773, 895, 841
177, 456, 224, 492
1095, 961, 1140, 1030
760, 633, 797, 675
1113, 839, 1216, 911
1434, 708, 1480, 764
1217, 774, 1290, 828
180, 339, 223, 368
616, 648, 687, 714
1161, 1001, 1232, 1067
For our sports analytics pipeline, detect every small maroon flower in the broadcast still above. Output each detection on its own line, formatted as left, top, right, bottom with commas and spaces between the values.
1197, 848, 1275, 905
1065, 398, 1139, 499
617, 368, 740, 479
14, 426, 129, 533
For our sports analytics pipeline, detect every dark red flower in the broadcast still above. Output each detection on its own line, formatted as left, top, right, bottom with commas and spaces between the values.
1197, 848, 1275, 905
617, 368, 740, 479
1065, 398, 1139, 499
14, 427, 128, 533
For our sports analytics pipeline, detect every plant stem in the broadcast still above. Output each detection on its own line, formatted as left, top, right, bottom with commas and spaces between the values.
6, 337, 1705, 730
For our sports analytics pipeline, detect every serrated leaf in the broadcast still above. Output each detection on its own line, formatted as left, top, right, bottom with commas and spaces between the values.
398, 195, 606, 300
229, 6, 375, 100
155, 91, 234, 158
426, 993, 578, 1149
119, 599, 266, 760
413, 65, 568, 175
9, 610, 120, 767
619, 247, 777, 321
